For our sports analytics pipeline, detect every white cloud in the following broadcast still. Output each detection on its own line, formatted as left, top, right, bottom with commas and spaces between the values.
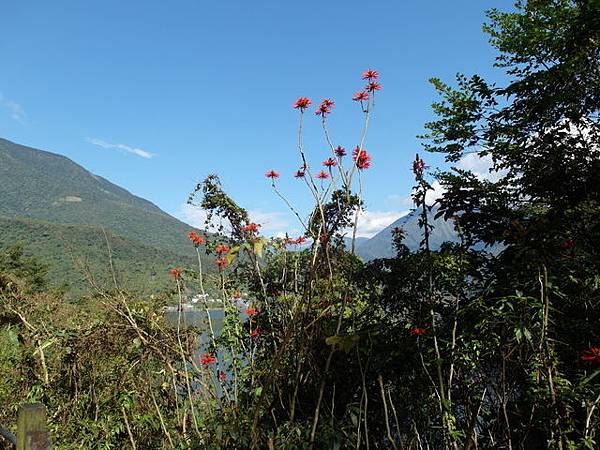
354, 210, 409, 238
0, 93, 26, 123
86, 137, 155, 159
247, 210, 290, 235
456, 152, 505, 182
179, 204, 291, 236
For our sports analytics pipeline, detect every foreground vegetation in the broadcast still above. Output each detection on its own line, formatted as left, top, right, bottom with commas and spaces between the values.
1, 1, 599, 448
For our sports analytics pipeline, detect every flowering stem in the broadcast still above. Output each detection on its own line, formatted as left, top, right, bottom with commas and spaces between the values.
195, 247, 205, 295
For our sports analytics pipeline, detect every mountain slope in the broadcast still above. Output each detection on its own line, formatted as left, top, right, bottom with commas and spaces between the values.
0, 137, 208, 292
0, 215, 196, 292
0, 137, 198, 258
356, 206, 460, 260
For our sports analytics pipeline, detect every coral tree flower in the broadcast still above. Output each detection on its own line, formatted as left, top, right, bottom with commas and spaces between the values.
353, 91, 369, 102
200, 352, 217, 366
215, 257, 229, 269
353, 147, 372, 170
295, 236, 307, 244
218, 371, 227, 381
265, 170, 280, 179
170, 268, 182, 280
410, 327, 427, 336
334, 146, 347, 157
294, 170, 305, 178
188, 231, 205, 247
293, 97, 312, 111
323, 157, 337, 168
581, 347, 600, 364
215, 244, 230, 255
243, 223, 260, 233
315, 98, 335, 116
365, 81, 382, 92
316, 171, 329, 179
245, 307, 258, 316
250, 328, 261, 338
361, 69, 379, 80
412, 155, 429, 177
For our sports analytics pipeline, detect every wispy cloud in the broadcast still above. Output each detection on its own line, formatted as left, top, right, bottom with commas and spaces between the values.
0, 93, 26, 123
86, 137, 155, 159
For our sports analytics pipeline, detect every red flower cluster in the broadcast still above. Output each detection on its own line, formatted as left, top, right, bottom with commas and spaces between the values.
295, 236, 307, 244
581, 347, 600, 364
265, 170, 280, 179
412, 155, 429, 177
315, 98, 335, 116
215, 244, 230, 254
323, 157, 337, 168
353, 91, 369, 102
353, 147, 372, 169
334, 146, 347, 157
200, 352, 217, 366
188, 231, 205, 247
243, 223, 260, 233
245, 307, 258, 316
293, 97, 312, 111
215, 257, 229, 269
316, 171, 329, 180
362, 69, 379, 80
410, 327, 427, 336
250, 328, 261, 338
365, 81, 382, 92
294, 170, 305, 178
170, 267, 182, 280
218, 371, 227, 381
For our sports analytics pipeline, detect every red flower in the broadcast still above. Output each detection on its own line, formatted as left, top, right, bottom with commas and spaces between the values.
295, 236, 307, 244
215, 244, 230, 254
352, 147, 372, 170
215, 257, 229, 269
250, 328, 261, 338
293, 97, 312, 111
323, 158, 337, 168
245, 307, 258, 316
353, 91, 369, 102
560, 239, 575, 250
315, 98, 335, 116
316, 171, 329, 179
188, 231, 205, 247
218, 371, 227, 381
200, 352, 217, 366
412, 155, 429, 177
580, 347, 600, 364
265, 170, 280, 179
334, 146, 347, 157
170, 268, 182, 280
294, 170, 305, 178
243, 223, 260, 233
392, 227, 403, 234
410, 327, 427, 336
365, 81, 382, 92
361, 69, 379, 80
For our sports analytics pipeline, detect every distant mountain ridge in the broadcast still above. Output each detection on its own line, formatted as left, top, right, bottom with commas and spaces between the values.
355, 206, 460, 260
0, 137, 207, 292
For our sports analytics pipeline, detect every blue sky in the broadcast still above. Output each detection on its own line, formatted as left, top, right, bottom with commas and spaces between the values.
0, 0, 508, 237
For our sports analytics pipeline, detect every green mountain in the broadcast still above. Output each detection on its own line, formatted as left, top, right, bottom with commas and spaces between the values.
0, 137, 207, 293
355, 206, 460, 260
